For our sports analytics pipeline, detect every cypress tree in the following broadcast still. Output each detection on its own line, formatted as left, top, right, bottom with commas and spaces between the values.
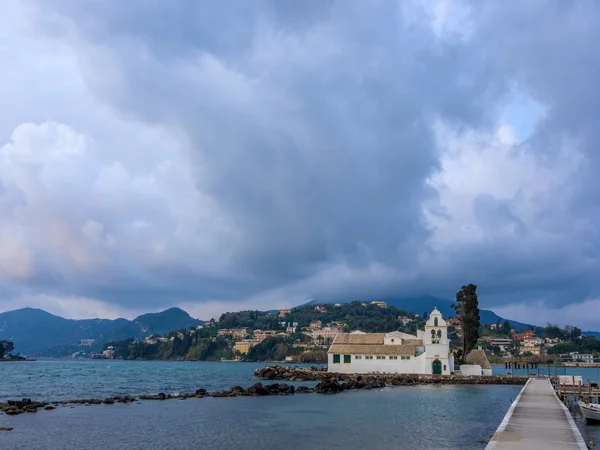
452, 284, 481, 357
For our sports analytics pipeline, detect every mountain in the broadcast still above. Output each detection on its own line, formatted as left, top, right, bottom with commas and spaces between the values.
118, 308, 203, 337
304, 295, 537, 331
0, 307, 203, 357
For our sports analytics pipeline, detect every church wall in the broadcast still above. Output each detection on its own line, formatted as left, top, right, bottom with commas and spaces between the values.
460, 364, 483, 376
328, 352, 426, 374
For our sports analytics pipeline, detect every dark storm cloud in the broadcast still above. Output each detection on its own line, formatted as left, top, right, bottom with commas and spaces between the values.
1, 0, 600, 326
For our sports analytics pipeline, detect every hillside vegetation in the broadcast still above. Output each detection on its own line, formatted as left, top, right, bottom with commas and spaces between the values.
102, 302, 426, 362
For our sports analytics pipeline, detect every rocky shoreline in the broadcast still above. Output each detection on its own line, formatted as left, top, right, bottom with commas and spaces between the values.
254, 365, 529, 386
1, 365, 527, 418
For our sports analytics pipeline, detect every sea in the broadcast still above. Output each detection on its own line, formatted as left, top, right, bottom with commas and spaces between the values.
1, 360, 599, 449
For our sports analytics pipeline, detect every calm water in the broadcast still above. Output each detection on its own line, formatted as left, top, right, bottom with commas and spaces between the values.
0, 359, 320, 402
1, 360, 598, 449
0, 384, 518, 449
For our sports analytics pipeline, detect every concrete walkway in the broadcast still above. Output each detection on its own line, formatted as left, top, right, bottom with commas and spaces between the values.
486, 377, 588, 449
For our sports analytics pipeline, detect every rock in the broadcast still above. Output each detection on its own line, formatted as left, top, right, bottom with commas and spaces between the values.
139, 393, 169, 400
295, 386, 314, 394
263, 370, 276, 380
194, 388, 207, 397
0, 427, 13, 431
315, 380, 343, 394
8, 399, 32, 409
103, 398, 115, 404
211, 391, 228, 398
5, 409, 22, 415
248, 382, 270, 396
265, 383, 294, 395
44, 405, 56, 410
114, 396, 136, 403
254, 365, 319, 382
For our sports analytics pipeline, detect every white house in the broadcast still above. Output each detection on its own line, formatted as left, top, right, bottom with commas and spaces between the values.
327, 307, 453, 375
570, 352, 595, 362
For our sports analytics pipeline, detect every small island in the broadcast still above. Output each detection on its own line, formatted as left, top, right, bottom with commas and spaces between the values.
0, 340, 32, 362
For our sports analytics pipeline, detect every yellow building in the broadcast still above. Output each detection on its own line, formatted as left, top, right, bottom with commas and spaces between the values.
370, 301, 387, 308
278, 309, 292, 317
234, 341, 258, 355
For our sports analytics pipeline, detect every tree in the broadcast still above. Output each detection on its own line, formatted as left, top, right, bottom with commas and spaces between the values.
502, 320, 511, 335
452, 284, 481, 357
544, 323, 563, 340
0, 340, 14, 358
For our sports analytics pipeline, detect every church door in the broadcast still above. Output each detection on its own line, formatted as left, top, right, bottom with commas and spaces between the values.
432, 359, 442, 375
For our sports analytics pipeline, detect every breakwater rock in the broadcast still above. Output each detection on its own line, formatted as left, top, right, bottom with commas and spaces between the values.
1, 399, 48, 415
254, 365, 320, 381
1, 396, 142, 415
212, 382, 304, 397
0, 383, 313, 415
254, 365, 528, 386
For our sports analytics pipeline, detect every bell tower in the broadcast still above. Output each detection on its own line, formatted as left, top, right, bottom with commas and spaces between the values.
425, 307, 448, 345
424, 307, 450, 375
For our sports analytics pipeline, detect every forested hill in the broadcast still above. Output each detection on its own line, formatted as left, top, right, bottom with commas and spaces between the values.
0, 307, 202, 356
102, 302, 428, 362
219, 302, 426, 334
304, 295, 536, 331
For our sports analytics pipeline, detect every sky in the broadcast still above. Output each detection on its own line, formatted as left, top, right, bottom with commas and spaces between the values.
1, 0, 599, 329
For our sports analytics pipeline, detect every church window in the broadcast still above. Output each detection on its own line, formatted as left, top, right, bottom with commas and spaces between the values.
434, 317, 439, 326
391, 339, 395, 343
431, 329, 435, 336
333, 354, 340, 363
344, 355, 351, 363
437, 329, 442, 338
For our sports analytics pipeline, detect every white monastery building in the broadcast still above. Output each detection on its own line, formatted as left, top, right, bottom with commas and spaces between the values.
327, 307, 454, 375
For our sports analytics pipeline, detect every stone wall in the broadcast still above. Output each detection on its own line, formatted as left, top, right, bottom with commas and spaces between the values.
254, 365, 528, 385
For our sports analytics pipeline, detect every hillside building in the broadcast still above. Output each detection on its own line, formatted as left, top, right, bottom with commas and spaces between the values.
309, 320, 322, 329
218, 328, 248, 339
327, 308, 453, 375
514, 330, 535, 341
234, 340, 258, 355
370, 301, 387, 308
398, 316, 413, 325
570, 352, 595, 362
311, 327, 341, 343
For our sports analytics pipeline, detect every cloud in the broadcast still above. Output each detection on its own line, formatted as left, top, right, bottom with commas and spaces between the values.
1, 0, 600, 327
494, 299, 600, 332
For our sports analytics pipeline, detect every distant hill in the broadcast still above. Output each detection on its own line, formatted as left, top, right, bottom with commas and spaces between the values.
0, 307, 203, 357
583, 331, 600, 339
305, 295, 537, 331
